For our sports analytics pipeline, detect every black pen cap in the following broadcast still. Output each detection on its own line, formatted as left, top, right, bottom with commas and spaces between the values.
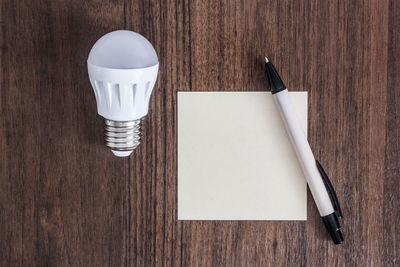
322, 212, 344, 244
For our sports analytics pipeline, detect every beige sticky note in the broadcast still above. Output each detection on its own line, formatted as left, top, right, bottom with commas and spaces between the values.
178, 92, 308, 220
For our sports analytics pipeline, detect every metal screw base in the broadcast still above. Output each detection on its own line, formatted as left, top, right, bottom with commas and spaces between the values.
104, 119, 142, 154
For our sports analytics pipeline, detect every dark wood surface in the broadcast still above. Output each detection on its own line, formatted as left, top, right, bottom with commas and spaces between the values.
1, 0, 399, 266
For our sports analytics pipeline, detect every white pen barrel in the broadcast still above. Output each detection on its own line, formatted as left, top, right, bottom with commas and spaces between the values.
273, 89, 334, 216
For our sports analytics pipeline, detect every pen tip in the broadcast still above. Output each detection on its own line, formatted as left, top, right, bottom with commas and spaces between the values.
265, 57, 269, 63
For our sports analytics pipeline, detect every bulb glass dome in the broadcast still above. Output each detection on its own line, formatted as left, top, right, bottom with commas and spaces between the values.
88, 30, 158, 69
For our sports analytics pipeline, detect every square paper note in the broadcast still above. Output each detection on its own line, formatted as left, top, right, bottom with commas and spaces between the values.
178, 92, 308, 220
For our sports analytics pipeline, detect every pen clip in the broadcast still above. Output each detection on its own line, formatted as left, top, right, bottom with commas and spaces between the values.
316, 160, 343, 218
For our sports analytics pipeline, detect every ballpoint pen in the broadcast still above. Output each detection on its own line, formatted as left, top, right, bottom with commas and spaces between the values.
264, 57, 344, 244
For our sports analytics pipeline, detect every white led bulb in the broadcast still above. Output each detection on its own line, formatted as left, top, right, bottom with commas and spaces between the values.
87, 30, 159, 157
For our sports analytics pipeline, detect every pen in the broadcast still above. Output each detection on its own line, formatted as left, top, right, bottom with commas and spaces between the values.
264, 57, 344, 244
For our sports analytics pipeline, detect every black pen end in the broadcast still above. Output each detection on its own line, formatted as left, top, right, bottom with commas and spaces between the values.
264, 57, 286, 94
322, 213, 344, 245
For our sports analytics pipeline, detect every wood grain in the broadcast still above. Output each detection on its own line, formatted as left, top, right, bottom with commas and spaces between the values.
0, 0, 399, 266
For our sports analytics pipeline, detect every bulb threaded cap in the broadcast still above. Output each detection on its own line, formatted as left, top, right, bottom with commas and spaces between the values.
104, 119, 142, 156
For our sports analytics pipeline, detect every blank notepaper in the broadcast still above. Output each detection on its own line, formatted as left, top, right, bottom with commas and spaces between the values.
178, 92, 308, 220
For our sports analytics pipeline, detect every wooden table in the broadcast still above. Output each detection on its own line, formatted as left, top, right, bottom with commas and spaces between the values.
1, 0, 399, 266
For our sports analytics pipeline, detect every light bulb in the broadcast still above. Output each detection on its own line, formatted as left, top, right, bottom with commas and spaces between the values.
87, 30, 159, 157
